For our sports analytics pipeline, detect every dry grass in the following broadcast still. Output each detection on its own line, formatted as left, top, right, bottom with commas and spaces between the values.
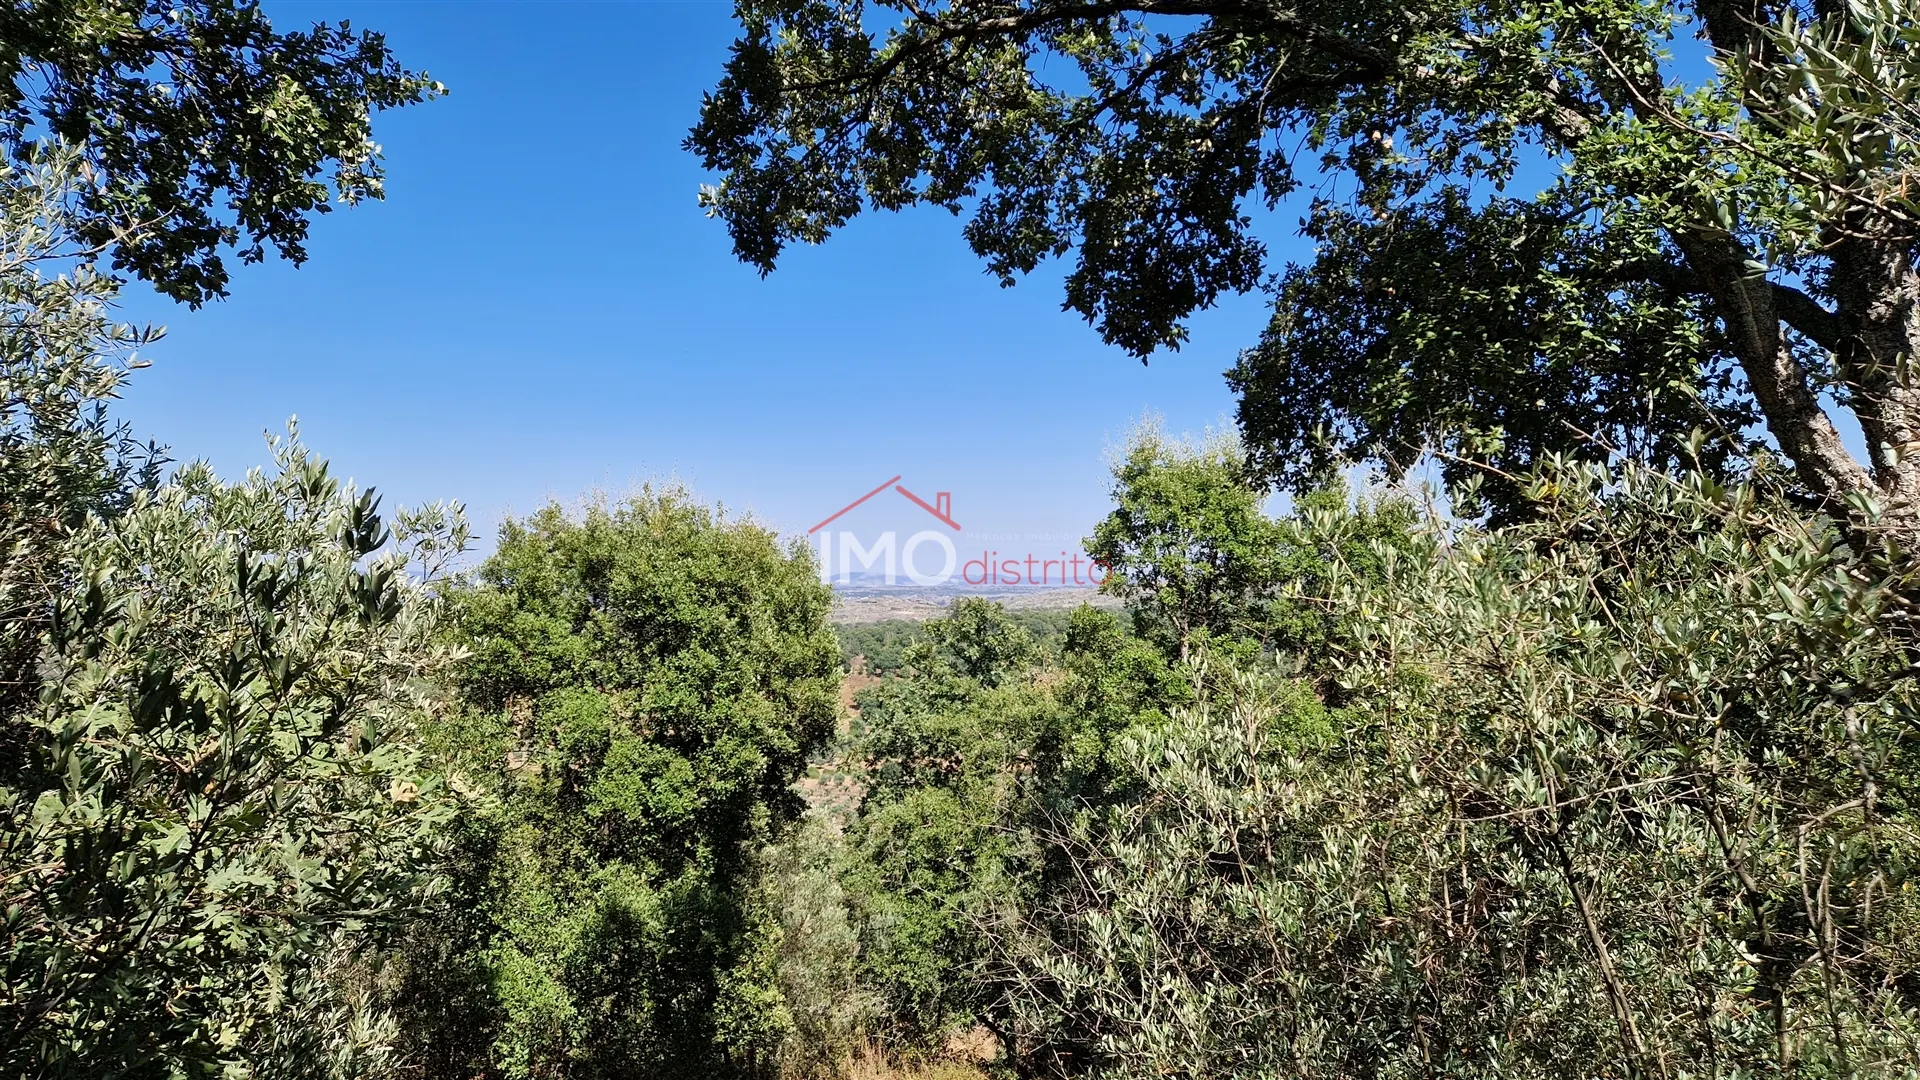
839, 1041, 989, 1080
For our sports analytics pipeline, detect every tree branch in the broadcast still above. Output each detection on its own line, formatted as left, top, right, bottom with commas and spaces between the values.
1770, 282, 1841, 352
788, 0, 1390, 94
1606, 259, 1841, 353
1673, 227, 1873, 500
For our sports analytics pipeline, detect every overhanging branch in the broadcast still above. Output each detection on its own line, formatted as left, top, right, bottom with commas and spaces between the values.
1769, 282, 1841, 352
787, 0, 1390, 94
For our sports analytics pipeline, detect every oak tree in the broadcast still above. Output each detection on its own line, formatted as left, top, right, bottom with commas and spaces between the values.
1, 0, 441, 303
691, 0, 1920, 521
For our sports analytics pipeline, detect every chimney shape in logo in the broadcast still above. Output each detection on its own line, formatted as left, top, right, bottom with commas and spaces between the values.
810, 478, 961, 534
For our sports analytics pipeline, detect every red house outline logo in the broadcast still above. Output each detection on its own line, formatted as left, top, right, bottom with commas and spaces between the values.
808, 476, 960, 535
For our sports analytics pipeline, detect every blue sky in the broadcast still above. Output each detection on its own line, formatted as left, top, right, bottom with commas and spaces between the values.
113, 0, 1287, 553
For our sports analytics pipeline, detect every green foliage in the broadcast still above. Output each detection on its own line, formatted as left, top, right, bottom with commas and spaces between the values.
1265, 483, 1419, 668
748, 813, 875, 1079
0, 57, 463, 1080
20, 7, 1920, 1068
990, 460, 1920, 1077
844, 602, 1043, 1046
0, 0, 443, 303
0, 148, 161, 722
835, 470, 1415, 1056
837, 619, 926, 676
1088, 421, 1413, 664
1, 432, 470, 1078
858, 604, 1044, 800
1732, 0, 1920, 245
840, 599, 1196, 1053
837, 609, 1082, 678
1047, 604, 1191, 796
691, 0, 1920, 516
1088, 423, 1286, 662
829, 440, 1419, 1063
402, 489, 841, 1079
1005, 607, 1079, 655
2, 159, 463, 1076
919, 598, 1036, 688
845, 661, 1048, 1045
1227, 192, 1753, 504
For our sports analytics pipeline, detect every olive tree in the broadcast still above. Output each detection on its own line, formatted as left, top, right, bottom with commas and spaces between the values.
990, 460, 1920, 1077
0, 148, 160, 724
1, 433, 470, 1078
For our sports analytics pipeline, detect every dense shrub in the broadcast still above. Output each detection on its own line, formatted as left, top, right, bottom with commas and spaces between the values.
1088, 422, 1414, 667
750, 812, 876, 1079
0, 151, 161, 725
838, 599, 1199, 1057
2, 155, 468, 1076
990, 460, 1920, 1077
1, 436, 469, 1077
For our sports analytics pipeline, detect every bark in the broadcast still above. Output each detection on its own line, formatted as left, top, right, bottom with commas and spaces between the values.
1680, 1, 1920, 526
1830, 233, 1920, 514
1671, 228, 1880, 505
1672, 226, 1920, 525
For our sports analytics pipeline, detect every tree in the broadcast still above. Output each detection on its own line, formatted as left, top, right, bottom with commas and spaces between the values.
1, 0, 442, 304
1087, 423, 1282, 661
989, 461, 1920, 1077
1, 52, 453, 1080
690, 0, 1920, 521
1, 432, 470, 1078
921, 596, 1037, 686
843, 600, 1055, 1050
0, 148, 161, 726
1051, 604, 1190, 787
403, 488, 840, 1079
840, 599, 1207, 1056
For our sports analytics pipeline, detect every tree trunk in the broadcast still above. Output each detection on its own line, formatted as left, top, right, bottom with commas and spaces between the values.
1683, 2, 1920, 532
1831, 234, 1920, 516
1673, 228, 1883, 510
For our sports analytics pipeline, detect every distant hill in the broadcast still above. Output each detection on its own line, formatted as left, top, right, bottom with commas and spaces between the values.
828, 583, 1119, 625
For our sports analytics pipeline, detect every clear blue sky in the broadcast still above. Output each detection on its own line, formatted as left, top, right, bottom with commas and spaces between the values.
115, 0, 1290, 553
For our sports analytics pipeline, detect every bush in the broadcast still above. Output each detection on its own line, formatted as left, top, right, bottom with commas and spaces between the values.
840, 605, 1050, 1051
991, 460, 1920, 1077
1, 435, 469, 1077
0, 149, 163, 725
840, 600, 1198, 1056
752, 811, 876, 1079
